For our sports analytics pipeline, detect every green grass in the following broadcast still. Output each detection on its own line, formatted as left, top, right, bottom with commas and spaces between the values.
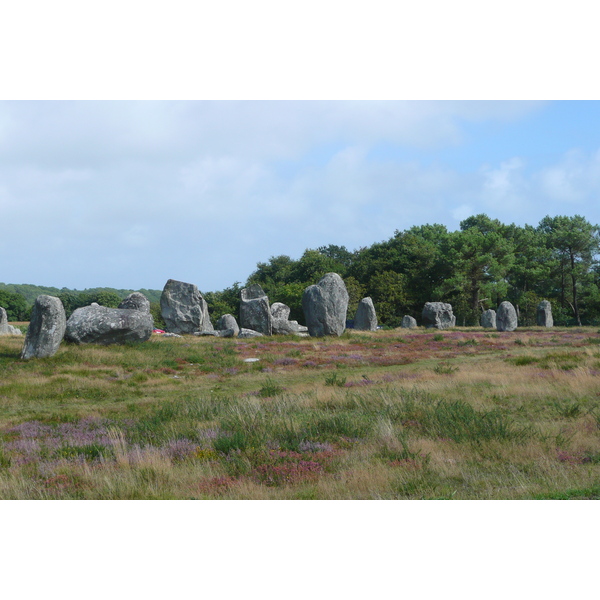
1, 327, 600, 499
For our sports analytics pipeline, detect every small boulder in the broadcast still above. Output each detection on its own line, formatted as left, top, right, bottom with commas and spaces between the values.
160, 279, 213, 334
401, 315, 418, 329
536, 300, 553, 327
354, 297, 378, 331
216, 314, 240, 336
496, 301, 518, 332
238, 328, 265, 338
20, 295, 66, 359
65, 304, 154, 345
302, 273, 349, 337
118, 292, 151, 313
239, 284, 272, 335
481, 309, 496, 329
422, 302, 456, 330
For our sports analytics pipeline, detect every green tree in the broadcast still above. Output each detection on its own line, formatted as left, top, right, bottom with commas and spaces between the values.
538, 215, 600, 325
441, 215, 515, 325
368, 271, 408, 327
0, 290, 29, 321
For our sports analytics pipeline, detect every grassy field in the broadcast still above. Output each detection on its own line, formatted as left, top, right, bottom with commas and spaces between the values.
1, 324, 599, 499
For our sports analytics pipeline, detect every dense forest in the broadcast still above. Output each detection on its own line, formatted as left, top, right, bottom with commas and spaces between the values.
2, 214, 600, 328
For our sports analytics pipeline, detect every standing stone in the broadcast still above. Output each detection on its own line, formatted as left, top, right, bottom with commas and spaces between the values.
160, 279, 213, 334
401, 315, 418, 329
422, 302, 456, 330
118, 292, 151, 313
481, 309, 497, 329
302, 273, 349, 337
270, 302, 302, 334
65, 304, 154, 345
20, 295, 66, 359
496, 301, 518, 332
354, 297, 378, 331
239, 284, 272, 335
536, 300, 553, 327
216, 314, 240, 336
0, 307, 22, 335
271, 302, 291, 321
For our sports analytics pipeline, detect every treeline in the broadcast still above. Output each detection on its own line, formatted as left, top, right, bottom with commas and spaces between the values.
205, 214, 600, 327
3, 214, 600, 328
0, 284, 162, 321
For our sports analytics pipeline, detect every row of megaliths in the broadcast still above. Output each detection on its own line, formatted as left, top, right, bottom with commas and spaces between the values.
160, 274, 379, 339
2, 278, 556, 361
481, 300, 553, 331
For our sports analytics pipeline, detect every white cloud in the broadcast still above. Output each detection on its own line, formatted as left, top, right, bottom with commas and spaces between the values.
2, 100, 598, 292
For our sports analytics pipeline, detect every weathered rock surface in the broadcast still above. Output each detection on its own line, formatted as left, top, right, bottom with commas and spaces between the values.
216, 314, 240, 336
302, 273, 349, 337
354, 297, 378, 331
160, 279, 213, 334
65, 304, 154, 345
401, 315, 418, 329
271, 302, 291, 321
20, 296, 66, 359
0, 307, 23, 335
536, 300, 553, 327
216, 328, 237, 338
481, 309, 496, 329
496, 301, 518, 332
422, 302, 456, 330
270, 302, 302, 334
118, 292, 151, 313
240, 284, 272, 335
238, 328, 265, 338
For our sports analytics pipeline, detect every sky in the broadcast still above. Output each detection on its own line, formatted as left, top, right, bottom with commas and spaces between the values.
2, 100, 600, 293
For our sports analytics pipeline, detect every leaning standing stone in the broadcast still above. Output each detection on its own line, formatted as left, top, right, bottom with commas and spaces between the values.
65, 304, 154, 345
354, 297, 377, 331
481, 309, 496, 329
496, 301, 518, 332
160, 279, 213, 334
302, 273, 349, 337
239, 284, 272, 336
422, 302, 456, 330
536, 300, 553, 327
20, 295, 66, 359
401, 315, 418, 329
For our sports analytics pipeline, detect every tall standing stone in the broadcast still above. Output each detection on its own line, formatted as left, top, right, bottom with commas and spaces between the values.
20, 295, 66, 359
239, 284, 272, 335
422, 302, 456, 330
401, 315, 418, 329
302, 273, 349, 337
496, 301, 518, 332
536, 300, 553, 327
160, 279, 213, 334
481, 309, 496, 329
354, 297, 377, 331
